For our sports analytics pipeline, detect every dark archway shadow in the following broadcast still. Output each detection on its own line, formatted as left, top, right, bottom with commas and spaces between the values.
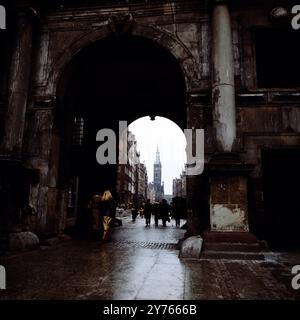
55, 35, 186, 234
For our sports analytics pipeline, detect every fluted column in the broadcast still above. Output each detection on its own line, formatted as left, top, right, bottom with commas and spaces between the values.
206, 1, 255, 240
212, 0, 236, 152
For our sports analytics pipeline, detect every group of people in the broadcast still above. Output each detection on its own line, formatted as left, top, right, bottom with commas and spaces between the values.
87, 192, 185, 241
132, 198, 183, 227
87, 190, 116, 242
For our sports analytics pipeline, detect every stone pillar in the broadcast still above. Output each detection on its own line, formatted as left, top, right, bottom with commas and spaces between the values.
212, 1, 236, 152
0, 11, 37, 235
206, 154, 256, 242
207, 1, 254, 241
1, 12, 33, 155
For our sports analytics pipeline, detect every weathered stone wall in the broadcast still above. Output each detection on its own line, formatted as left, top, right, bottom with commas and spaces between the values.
232, 4, 300, 237
1, 0, 299, 238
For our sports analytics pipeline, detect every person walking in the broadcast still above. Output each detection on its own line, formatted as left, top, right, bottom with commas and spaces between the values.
159, 199, 170, 227
131, 201, 139, 222
101, 190, 115, 242
172, 197, 181, 227
87, 194, 102, 241
153, 202, 160, 226
144, 199, 153, 226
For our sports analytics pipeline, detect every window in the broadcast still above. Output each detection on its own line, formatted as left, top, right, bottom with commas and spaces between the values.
72, 117, 84, 146
67, 178, 79, 218
255, 29, 300, 88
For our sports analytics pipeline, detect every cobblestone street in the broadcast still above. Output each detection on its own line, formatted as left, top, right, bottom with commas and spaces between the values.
0, 213, 299, 300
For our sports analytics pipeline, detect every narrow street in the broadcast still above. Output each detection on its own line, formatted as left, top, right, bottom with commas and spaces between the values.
0, 212, 299, 300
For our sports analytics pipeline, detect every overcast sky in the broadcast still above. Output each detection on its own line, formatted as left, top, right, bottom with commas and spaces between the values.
128, 116, 186, 194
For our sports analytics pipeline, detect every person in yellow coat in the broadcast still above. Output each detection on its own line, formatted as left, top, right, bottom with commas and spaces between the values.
101, 190, 116, 242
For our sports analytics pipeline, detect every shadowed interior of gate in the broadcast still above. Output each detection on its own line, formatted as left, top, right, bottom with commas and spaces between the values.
55, 35, 186, 232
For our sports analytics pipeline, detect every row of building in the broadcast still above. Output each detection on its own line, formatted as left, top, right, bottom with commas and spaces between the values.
172, 171, 187, 199
117, 132, 148, 206
117, 135, 167, 206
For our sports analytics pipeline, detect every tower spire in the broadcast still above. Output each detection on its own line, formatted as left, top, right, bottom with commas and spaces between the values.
153, 145, 163, 201
155, 145, 160, 164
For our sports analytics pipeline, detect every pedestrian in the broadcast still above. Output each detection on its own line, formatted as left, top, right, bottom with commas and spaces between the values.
144, 199, 153, 226
172, 197, 181, 227
153, 202, 160, 226
159, 199, 170, 227
87, 194, 102, 241
138, 205, 144, 218
131, 202, 138, 222
101, 190, 116, 242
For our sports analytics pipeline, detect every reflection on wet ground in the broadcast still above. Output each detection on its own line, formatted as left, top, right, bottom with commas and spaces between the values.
0, 213, 299, 300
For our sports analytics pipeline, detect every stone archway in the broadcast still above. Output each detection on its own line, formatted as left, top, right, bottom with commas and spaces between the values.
44, 25, 194, 234
44, 22, 200, 97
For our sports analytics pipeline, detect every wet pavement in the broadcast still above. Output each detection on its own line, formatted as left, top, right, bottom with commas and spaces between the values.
0, 212, 299, 300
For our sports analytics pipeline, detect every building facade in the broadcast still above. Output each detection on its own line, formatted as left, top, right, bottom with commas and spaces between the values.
147, 182, 156, 204
117, 132, 147, 206
173, 171, 186, 199
0, 0, 300, 247
136, 163, 148, 201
